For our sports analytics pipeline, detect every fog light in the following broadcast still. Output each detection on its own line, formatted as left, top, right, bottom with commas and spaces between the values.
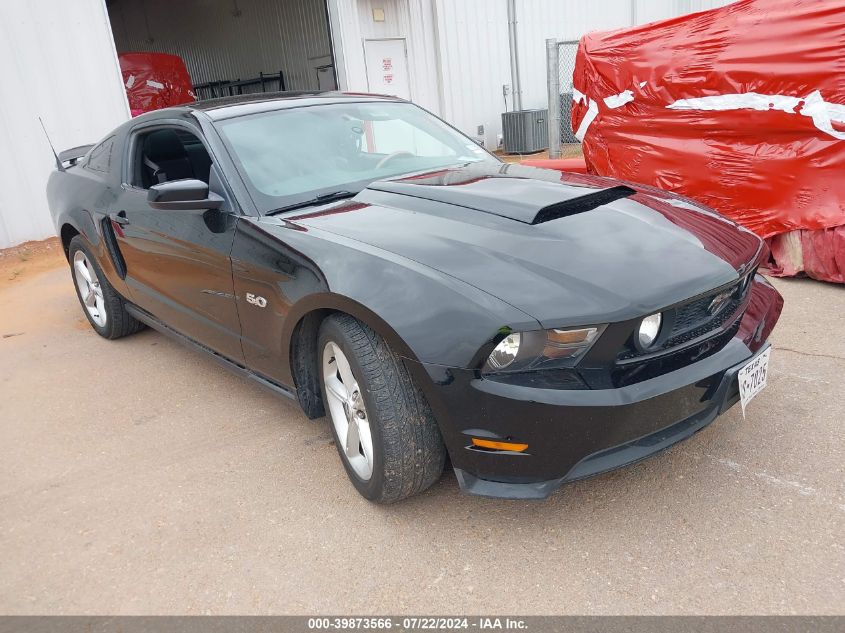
637, 312, 662, 349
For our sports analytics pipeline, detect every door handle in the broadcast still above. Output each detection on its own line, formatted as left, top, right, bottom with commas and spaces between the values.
110, 211, 130, 226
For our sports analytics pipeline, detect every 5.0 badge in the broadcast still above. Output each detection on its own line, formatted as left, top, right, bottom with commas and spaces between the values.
245, 292, 268, 308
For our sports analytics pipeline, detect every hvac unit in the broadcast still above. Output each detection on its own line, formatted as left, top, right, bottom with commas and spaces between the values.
501, 108, 549, 154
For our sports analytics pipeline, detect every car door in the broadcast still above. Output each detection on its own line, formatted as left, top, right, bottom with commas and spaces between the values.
110, 122, 244, 363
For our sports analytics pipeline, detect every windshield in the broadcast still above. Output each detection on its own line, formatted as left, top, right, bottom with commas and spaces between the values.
215, 101, 499, 214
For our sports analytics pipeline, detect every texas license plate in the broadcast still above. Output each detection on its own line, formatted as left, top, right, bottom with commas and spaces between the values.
737, 348, 771, 415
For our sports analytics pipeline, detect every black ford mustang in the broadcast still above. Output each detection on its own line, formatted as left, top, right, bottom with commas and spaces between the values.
47, 92, 782, 502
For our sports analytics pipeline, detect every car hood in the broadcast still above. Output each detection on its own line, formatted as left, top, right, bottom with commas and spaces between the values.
287, 164, 762, 327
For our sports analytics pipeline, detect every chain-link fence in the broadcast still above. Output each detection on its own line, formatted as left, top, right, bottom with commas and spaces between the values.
546, 39, 581, 159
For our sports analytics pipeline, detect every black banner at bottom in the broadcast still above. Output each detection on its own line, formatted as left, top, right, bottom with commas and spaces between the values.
0, 616, 843, 633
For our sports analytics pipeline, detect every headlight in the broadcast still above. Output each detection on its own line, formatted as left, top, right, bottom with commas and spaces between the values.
487, 333, 521, 370
636, 312, 663, 349
483, 325, 605, 374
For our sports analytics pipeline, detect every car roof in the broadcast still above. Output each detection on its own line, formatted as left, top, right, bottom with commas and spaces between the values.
149, 91, 407, 122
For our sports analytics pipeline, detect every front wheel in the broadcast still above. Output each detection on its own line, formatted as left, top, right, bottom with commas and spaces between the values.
318, 314, 446, 503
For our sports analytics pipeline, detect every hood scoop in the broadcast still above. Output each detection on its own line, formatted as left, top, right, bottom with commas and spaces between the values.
530, 185, 636, 225
369, 166, 637, 225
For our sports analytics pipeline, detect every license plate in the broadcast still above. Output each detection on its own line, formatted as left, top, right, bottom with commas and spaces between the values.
737, 348, 771, 416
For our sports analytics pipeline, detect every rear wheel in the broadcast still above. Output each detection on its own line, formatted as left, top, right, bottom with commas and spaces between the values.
318, 314, 446, 503
68, 236, 142, 339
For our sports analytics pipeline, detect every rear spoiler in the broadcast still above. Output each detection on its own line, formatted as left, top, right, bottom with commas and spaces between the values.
58, 144, 94, 167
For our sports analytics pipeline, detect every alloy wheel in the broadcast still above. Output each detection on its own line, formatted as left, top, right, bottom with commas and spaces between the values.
322, 341, 374, 480
73, 251, 107, 328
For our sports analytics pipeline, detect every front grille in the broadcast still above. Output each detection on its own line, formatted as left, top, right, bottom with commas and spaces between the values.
671, 288, 737, 336
618, 275, 752, 362
664, 296, 741, 348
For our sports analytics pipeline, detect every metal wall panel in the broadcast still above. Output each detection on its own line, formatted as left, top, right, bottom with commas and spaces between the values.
432, 0, 512, 149
516, 0, 636, 113
331, 0, 511, 148
636, 0, 737, 26
0, 0, 129, 248
108, 0, 334, 92
333, 0, 441, 115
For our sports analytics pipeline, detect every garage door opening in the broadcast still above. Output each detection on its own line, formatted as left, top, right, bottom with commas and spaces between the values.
106, 0, 337, 107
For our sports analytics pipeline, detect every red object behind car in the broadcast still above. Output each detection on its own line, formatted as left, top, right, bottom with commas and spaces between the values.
521, 157, 587, 173
118, 52, 195, 116
532, 0, 845, 283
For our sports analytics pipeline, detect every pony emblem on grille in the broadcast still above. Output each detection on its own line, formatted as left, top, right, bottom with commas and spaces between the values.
708, 289, 734, 316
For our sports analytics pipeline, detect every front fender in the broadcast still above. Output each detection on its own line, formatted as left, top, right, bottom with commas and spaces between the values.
282, 292, 421, 365
231, 216, 540, 388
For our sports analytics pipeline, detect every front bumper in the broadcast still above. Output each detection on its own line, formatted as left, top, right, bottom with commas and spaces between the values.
407, 276, 782, 500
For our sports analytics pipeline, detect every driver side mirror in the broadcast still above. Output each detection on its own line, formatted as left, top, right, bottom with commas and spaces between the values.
147, 179, 224, 211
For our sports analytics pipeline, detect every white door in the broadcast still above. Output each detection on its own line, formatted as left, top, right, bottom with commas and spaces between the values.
363, 38, 411, 100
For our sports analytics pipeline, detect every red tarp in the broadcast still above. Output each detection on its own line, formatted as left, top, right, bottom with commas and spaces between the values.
563, 0, 845, 283
118, 53, 195, 117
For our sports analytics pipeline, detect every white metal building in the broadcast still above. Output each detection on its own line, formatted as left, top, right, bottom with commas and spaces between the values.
0, 0, 732, 248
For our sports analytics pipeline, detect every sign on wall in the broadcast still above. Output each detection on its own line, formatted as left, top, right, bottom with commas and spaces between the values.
363, 38, 410, 100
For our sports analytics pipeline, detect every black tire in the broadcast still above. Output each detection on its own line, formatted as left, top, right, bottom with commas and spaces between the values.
68, 235, 143, 340
318, 314, 446, 503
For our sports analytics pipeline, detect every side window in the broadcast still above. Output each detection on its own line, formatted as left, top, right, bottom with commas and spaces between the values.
85, 136, 115, 173
132, 127, 212, 189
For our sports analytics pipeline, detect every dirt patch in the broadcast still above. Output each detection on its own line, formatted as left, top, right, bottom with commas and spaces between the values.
73, 316, 93, 331
0, 237, 66, 291
497, 149, 550, 164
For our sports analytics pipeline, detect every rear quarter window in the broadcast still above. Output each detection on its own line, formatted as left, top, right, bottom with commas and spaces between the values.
85, 136, 116, 173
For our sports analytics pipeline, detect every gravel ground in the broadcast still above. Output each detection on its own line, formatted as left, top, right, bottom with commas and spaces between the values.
0, 256, 843, 615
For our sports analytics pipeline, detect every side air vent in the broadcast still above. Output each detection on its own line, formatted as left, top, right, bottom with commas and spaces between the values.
531, 185, 637, 225
101, 217, 127, 279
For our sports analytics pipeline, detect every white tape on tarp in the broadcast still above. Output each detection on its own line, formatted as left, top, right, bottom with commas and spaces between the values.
125, 75, 136, 89
604, 90, 635, 109
573, 86, 845, 142
574, 98, 599, 142
573, 87, 637, 141
667, 90, 845, 140
800, 91, 845, 140
146, 80, 165, 90
668, 92, 801, 114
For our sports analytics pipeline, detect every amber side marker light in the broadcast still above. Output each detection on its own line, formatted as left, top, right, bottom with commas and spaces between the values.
471, 438, 529, 452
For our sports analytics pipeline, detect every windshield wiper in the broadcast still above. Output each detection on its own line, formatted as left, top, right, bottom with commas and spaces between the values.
267, 190, 358, 215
